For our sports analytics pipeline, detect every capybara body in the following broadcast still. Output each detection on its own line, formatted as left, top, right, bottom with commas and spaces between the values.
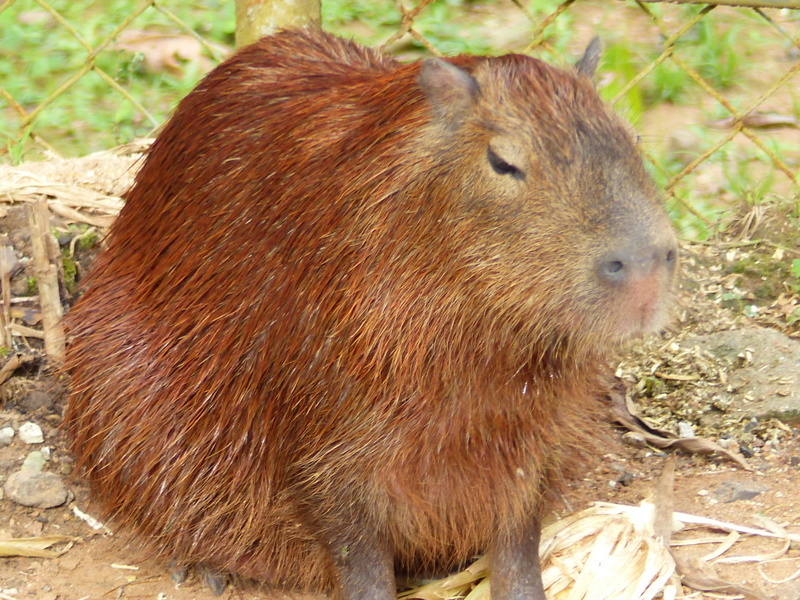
65, 29, 676, 599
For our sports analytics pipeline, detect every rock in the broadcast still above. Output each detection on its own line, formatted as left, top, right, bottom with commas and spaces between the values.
19, 389, 55, 412
678, 421, 695, 438
10, 277, 31, 297
0, 245, 21, 277
713, 479, 769, 503
18, 421, 43, 444
685, 327, 800, 424
616, 471, 635, 486
21, 451, 47, 472
4, 470, 68, 508
621, 431, 648, 448
0, 426, 14, 445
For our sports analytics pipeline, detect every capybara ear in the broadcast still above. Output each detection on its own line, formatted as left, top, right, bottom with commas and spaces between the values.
576, 37, 602, 79
418, 58, 480, 126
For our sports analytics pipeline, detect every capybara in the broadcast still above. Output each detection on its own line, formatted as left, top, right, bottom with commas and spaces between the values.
65, 28, 677, 600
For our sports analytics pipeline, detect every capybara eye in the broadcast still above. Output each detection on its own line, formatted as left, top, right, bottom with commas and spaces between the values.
487, 146, 525, 180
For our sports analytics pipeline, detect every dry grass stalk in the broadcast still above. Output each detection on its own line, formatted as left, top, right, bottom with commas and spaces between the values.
0, 141, 144, 229
401, 502, 676, 600
26, 199, 65, 363
0, 535, 75, 558
401, 497, 797, 600
2, 181, 122, 228
0, 249, 12, 348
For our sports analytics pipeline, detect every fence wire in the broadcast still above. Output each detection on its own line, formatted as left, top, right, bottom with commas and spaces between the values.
1, 0, 799, 237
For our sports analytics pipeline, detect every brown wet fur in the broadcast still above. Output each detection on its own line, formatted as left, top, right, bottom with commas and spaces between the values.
64, 29, 676, 597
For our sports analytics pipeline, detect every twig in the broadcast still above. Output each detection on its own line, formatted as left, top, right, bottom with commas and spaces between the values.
0, 353, 36, 385
0, 249, 11, 348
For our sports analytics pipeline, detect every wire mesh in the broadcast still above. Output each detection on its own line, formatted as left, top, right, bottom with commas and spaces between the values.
1, 0, 798, 238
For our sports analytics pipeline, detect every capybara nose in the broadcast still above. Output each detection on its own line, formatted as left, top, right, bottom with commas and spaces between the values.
595, 236, 677, 287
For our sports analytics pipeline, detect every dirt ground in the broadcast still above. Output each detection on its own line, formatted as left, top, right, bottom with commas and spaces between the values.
1, 430, 799, 600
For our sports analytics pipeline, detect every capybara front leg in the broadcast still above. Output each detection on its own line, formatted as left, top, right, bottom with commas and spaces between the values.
328, 531, 396, 600
490, 516, 546, 600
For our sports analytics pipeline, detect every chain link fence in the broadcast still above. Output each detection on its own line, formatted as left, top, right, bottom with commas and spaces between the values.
1, 0, 799, 237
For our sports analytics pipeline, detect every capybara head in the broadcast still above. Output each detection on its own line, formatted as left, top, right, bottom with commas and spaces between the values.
65, 29, 676, 600
417, 50, 675, 349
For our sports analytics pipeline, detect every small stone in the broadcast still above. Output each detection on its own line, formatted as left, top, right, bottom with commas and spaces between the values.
19, 390, 54, 413
616, 471, 635, 486
170, 562, 190, 585
0, 246, 21, 277
621, 431, 647, 448
0, 427, 14, 445
21, 451, 46, 472
10, 278, 30, 297
19, 422, 44, 444
4, 470, 68, 508
678, 421, 695, 438
713, 479, 768, 503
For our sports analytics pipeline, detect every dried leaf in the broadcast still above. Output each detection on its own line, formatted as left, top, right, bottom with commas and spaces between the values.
655, 437, 752, 471
113, 30, 228, 74
673, 511, 800, 544
713, 516, 790, 564
399, 556, 487, 599
608, 383, 751, 470
0, 535, 75, 558
0, 353, 37, 386
700, 530, 739, 561
9, 306, 41, 326
653, 455, 675, 545
674, 554, 768, 600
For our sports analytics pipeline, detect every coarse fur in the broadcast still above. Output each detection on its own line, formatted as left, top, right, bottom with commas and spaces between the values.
64, 29, 676, 595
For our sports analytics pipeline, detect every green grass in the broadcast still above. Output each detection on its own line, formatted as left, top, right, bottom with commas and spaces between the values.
322, 0, 500, 54
322, 0, 401, 46
0, 0, 748, 161
599, 43, 645, 125
0, 0, 235, 161
3, 0, 508, 161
